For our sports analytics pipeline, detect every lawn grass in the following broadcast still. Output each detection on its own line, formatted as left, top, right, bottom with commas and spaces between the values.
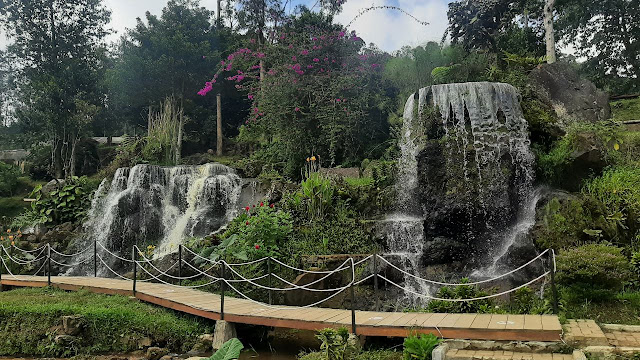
0, 287, 213, 357
563, 290, 640, 325
611, 98, 640, 122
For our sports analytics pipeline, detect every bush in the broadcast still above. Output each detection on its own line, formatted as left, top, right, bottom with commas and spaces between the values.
29, 176, 94, 226
316, 328, 359, 360
198, 204, 293, 263
0, 162, 21, 197
426, 279, 494, 313
402, 333, 441, 360
556, 244, 632, 300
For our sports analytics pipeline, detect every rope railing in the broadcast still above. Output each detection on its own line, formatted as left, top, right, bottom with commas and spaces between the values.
0, 240, 559, 335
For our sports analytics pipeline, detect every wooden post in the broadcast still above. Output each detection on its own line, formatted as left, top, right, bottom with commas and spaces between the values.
350, 259, 356, 335
0, 253, 3, 292
47, 244, 51, 287
551, 251, 558, 314
267, 256, 273, 305
373, 252, 379, 311
94, 240, 97, 277
132, 247, 137, 296
178, 244, 182, 286
220, 262, 226, 320
216, 93, 223, 156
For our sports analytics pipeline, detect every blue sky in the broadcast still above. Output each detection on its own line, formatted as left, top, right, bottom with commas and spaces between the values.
0, 0, 452, 53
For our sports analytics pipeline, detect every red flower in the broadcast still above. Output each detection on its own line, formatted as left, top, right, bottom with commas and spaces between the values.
260, 202, 264, 207
255, 244, 260, 249
246, 221, 250, 225
269, 204, 274, 208
245, 206, 250, 211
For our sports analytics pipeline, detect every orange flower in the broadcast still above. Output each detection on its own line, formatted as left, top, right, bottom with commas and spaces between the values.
306, 157, 310, 162
8, 235, 13, 241
311, 156, 317, 161
6, 229, 10, 233
11, 241, 15, 246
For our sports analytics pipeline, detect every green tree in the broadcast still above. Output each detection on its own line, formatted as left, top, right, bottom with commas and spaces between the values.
556, 0, 640, 89
0, 0, 110, 178
107, 0, 232, 148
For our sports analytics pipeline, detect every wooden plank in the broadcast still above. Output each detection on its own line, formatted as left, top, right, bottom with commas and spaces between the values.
420, 313, 447, 328
437, 313, 461, 328
524, 315, 543, 330
487, 314, 508, 330
374, 312, 407, 327
541, 315, 562, 331
506, 314, 525, 330
470, 314, 493, 329
452, 314, 477, 328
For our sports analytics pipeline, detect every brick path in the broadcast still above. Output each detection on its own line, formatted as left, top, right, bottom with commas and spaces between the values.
447, 349, 573, 360
563, 320, 609, 347
604, 329, 640, 347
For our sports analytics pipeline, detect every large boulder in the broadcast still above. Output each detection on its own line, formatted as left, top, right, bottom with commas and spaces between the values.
529, 62, 611, 128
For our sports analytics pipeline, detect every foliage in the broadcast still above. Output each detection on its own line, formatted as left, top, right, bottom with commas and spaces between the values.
583, 166, 640, 240
199, 10, 395, 178
301, 173, 335, 221
208, 338, 244, 360
0, 197, 30, 221
426, 279, 494, 313
316, 328, 359, 360
0, 162, 20, 197
402, 333, 441, 360
556, 244, 633, 300
508, 287, 552, 315
0, 287, 210, 356
200, 204, 292, 262
29, 176, 94, 226
611, 98, 640, 122
145, 97, 185, 165
631, 251, 640, 280
0, 0, 110, 178
556, 0, 640, 86
562, 290, 640, 325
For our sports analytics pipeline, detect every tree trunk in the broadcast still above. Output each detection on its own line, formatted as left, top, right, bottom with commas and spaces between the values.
53, 138, 63, 179
217, 0, 222, 27
69, 137, 78, 178
216, 93, 223, 156
544, 0, 557, 63
176, 111, 183, 165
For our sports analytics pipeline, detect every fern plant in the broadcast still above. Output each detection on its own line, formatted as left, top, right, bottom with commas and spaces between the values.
402, 333, 441, 360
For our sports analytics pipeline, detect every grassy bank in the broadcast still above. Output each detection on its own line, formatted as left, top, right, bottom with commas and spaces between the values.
0, 287, 212, 357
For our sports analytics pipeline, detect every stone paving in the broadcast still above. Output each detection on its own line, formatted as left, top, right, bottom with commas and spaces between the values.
446, 349, 573, 360
563, 320, 609, 347
604, 329, 640, 347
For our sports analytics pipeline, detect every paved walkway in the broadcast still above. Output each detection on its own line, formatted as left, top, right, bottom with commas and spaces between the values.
0, 275, 562, 341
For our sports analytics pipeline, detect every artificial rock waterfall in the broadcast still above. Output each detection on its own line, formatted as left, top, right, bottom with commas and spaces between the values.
386, 82, 537, 296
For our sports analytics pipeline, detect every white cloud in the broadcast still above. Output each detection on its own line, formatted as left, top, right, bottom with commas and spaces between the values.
334, 0, 450, 53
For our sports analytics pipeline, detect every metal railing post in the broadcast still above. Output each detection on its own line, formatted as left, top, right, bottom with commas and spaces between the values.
132, 246, 137, 296
551, 250, 558, 314
220, 261, 226, 320
373, 252, 379, 311
178, 244, 182, 286
350, 258, 356, 335
0, 253, 3, 292
267, 256, 273, 305
47, 244, 51, 287
94, 240, 97, 277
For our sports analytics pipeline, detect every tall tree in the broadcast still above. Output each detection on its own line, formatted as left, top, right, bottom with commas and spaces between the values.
108, 0, 228, 149
0, 0, 110, 178
557, 0, 640, 84
543, 0, 556, 63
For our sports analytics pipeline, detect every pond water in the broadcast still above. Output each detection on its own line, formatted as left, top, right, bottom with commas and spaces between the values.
240, 350, 299, 360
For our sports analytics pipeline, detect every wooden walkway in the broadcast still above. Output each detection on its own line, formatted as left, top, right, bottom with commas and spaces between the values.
0, 275, 563, 341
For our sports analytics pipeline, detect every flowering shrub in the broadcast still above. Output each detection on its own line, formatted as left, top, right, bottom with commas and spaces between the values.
198, 10, 394, 177
201, 203, 292, 262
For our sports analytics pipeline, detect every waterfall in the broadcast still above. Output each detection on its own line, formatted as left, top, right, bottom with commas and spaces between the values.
79, 163, 241, 275
387, 82, 536, 301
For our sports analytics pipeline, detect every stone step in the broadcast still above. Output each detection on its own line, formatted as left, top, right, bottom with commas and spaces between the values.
446, 349, 574, 360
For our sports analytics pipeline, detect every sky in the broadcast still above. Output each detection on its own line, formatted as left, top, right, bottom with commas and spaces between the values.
0, 0, 452, 53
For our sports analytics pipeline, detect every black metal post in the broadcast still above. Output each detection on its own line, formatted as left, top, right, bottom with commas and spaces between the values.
0, 254, 3, 292
220, 262, 226, 320
373, 252, 379, 311
47, 244, 51, 287
350, 259, 356, 335
551, 251, 558, 314
94, 240, 97, 277
178, 244, 182, 286
132, 247, 137, 296
267, 256, 273, 305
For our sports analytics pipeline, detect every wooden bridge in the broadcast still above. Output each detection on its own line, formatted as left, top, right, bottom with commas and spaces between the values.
0, 275, 563, 342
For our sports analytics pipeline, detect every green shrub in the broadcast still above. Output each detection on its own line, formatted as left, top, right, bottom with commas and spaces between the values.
316, 328, 359, 360
611, 98, 640, 122
301, 173, 335, 221
556, 244, 632, 300
508, 287, 552, 315
402, 333, 441, 360
29, 176, 94, 226
0, 162, 21, 197
199, 204, 293, 263
426, 279, 494, 313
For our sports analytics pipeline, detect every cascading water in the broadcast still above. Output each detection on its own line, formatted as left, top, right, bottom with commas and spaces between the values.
77, 163, 241, 275
387, 82, 536, 301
